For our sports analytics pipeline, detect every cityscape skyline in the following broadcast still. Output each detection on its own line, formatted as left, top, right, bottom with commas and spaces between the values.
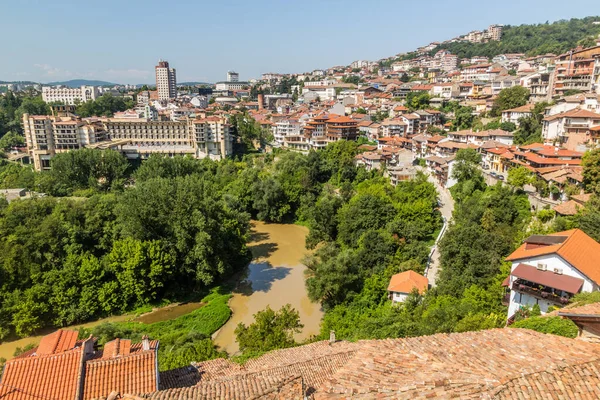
1, 0, 599, 84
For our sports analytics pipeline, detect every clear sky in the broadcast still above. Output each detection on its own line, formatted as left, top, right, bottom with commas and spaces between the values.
1, 0, 598, 84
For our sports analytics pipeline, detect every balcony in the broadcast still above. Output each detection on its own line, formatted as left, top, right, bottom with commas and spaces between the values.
511, 279, 571, 305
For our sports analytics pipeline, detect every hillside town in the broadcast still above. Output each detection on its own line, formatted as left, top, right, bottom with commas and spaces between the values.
2, 11, 600, 400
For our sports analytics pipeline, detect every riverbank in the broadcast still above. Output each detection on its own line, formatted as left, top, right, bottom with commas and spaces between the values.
0, 301, 205, 361
213, 221, 324, 355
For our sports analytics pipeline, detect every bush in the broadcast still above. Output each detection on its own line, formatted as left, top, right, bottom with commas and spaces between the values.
537, 209, 555, 223
512, 316, 578, 338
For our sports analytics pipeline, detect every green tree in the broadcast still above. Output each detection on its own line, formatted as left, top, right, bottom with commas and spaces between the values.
453, 106, 475, 130
490, 86, 530, 117
48, 148, 129, 195
0, 131, 25, 151
582, 149, 600, 195
507, 166, 533, 188
451, 148, 482, 183
235, 304, 303, 354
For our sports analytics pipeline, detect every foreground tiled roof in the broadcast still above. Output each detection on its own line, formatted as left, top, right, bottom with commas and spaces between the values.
0, 341, 88, 400
83, 342, 159, 400
106, 327, 600, 399
315, 329, 600, 399
153, 341, 360, 398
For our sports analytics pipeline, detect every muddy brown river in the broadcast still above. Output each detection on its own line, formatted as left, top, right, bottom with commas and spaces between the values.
213, 221, 324, 354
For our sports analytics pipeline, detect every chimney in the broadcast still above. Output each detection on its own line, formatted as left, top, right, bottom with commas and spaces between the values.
329, 330, 336, 344
142, 335, 150, 351
258, 94, 264, 110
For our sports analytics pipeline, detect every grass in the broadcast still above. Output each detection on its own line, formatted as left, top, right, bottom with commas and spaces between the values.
81, 287, 232, 371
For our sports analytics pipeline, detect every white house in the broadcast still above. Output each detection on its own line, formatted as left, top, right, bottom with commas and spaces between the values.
501, 104, 534, 127
505, 229, 600, 321
387, 270, 428, 304
542, 108, 600, 150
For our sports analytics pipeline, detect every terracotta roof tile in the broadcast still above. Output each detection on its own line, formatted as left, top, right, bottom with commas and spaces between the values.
83, 347, 158, 400
387, 271, 428, 294
315, 329, 600, 399
0, 337, 89, 400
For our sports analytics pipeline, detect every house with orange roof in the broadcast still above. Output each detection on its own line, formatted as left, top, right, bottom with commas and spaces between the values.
0, 330, 159, 400
387, 270, 428, 304
505, 229, 600, 321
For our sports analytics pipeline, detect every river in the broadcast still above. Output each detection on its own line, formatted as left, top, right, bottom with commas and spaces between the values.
213, 221, 324, 354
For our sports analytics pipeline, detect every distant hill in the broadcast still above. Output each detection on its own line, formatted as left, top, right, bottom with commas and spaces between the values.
46, 79, 117, 87
431, 16, 600, 59
0, 80, 39, 85
178, 81, 213, 87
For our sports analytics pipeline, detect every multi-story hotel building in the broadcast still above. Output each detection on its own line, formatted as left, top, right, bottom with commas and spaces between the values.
23, 114, 233, 171
41, 86, 100, 105
155, 60, 177, 100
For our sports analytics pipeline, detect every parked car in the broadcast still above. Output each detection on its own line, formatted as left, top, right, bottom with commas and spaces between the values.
497, 175, 505, 181
490, 171, 497, 178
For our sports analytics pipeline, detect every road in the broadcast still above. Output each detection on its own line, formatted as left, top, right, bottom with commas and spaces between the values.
422, 170, 455, 287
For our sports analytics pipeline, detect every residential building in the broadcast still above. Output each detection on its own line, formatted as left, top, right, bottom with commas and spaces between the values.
487, 24, 503, 41
446, 129, 514, 146
42, 85, 100, 105
490, 76, 520, 95
0, 329, 159, 400
520, 72, 551, 103
552, 45, 600, 96
542, 108, 600, 150
501, 104, 534, 126
155, 60, 177, 100
273, 118, 301, 147
387, 270, 428, 304
505, 229, 600, 321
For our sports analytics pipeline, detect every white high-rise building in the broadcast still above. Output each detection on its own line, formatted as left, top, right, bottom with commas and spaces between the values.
41, 86, 100, 105
155, 60, 177, 100
227, 71, 239, 82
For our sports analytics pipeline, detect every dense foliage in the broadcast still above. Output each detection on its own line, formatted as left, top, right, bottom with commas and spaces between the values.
431, 17, 600, 59
0, 152, 255, 340
0, 92, 50, 136
74, 93, 134, 118
313, 148, 530, 341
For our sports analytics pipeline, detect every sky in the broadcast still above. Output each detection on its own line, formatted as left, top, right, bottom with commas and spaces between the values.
1, 0, 599, 84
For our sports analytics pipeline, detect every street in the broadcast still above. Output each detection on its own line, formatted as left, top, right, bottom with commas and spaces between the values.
421, 169, 455, 287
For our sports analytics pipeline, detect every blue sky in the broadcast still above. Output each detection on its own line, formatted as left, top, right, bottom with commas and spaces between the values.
1, 0, 598, 84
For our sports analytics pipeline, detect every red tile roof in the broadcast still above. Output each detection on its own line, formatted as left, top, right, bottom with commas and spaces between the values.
387, 270, 428, 294
37, 329, 79, 356
83, 340, 159, 400
0, 334, 91, 400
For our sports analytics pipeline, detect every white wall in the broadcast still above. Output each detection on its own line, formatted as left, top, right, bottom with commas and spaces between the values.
391, 291, 408, 304
508, 254, 599, 316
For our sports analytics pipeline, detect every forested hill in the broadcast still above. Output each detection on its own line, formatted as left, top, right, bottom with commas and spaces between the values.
431, 16, 600, 59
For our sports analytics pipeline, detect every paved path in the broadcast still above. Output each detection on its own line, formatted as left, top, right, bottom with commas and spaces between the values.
420, 169, 455, 287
